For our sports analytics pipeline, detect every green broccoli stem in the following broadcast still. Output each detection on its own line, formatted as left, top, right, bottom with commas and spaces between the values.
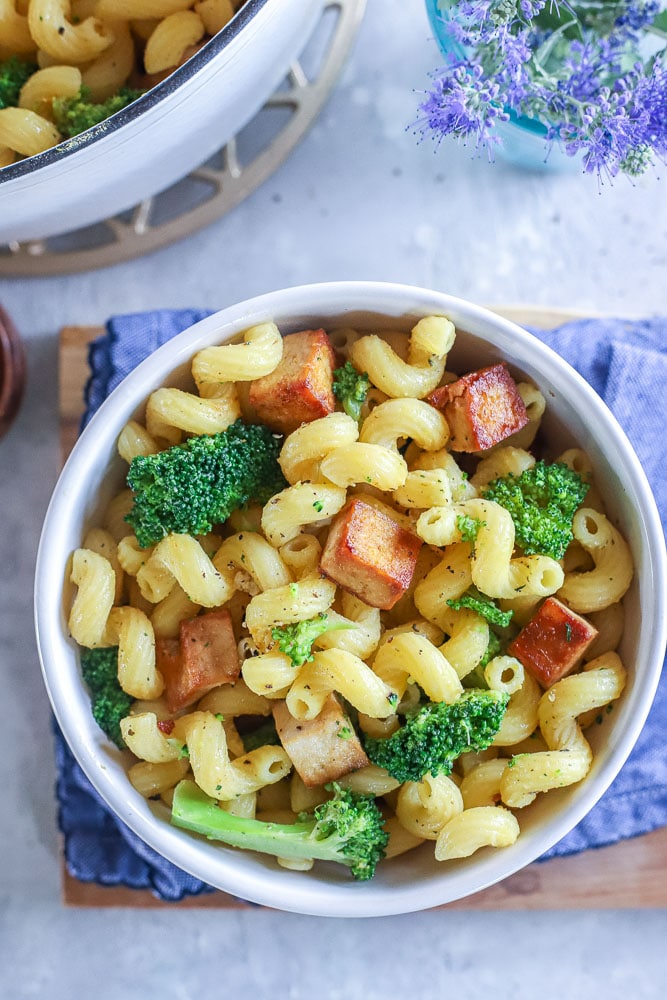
173, 778, 388, 880
171, 780, 373, 875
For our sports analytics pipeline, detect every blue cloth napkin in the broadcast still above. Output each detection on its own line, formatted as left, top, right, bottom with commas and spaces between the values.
55, 309, 667, 901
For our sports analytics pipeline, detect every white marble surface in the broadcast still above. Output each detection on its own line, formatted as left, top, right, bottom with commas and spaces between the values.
1, 0, 666, 995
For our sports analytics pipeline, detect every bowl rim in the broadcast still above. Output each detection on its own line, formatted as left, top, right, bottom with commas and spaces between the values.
35, 281, 667, 917
0, 0, 270, 184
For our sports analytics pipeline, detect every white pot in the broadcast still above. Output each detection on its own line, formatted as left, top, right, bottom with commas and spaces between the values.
0, 0, 324, 243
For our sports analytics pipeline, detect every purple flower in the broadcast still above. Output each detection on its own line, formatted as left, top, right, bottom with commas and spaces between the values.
421, 0, 667, 180
518, 0, 546, 20
417, 63, 510, 153
634, 61, 667, 147
614, 0, 660, 31
559, 91, 637, 178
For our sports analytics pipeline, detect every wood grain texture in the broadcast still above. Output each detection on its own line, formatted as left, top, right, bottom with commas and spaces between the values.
59, 325, 97, 460
58, 316, 667, 910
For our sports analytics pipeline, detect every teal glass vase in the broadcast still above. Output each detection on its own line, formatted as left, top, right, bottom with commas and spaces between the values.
424, 0, 579, 172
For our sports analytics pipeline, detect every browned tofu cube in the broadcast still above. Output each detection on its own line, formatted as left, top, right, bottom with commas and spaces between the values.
248, 328, 336, 435
508, 597, 598, 688
272, 694, 369, 787
157, 609, 240, 712
428, 363, 528, 452
319, 496, 422, 610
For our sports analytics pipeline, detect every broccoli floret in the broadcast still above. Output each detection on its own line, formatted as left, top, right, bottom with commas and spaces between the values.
0, 57, 38, 110
482, 460, 588, 560
363, 689, 509, 783
171, 779, 388, 880
51, 86, 145, 138
456, 513, 486, 549
125, 419, 286, 548
332, 361, 370, 422
447, 586, 513, 627
271, 612, 355, 667
79, 646, 133, 749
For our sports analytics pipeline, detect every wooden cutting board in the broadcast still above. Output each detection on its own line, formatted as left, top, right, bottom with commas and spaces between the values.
58, 313, 667, 910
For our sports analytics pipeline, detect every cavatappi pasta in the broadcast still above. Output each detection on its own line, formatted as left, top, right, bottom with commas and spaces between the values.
0, 0, 245, 167
66, 315, 634, 880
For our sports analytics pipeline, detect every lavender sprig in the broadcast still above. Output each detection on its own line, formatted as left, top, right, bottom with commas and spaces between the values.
419, 0, 667, 179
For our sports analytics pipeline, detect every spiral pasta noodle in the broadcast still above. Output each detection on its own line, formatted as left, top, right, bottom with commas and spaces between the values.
278, 413, 358, 485
558, 509, 634, 613
372, 632, 463, 704
175, 711, 292, 800
350, 315, 455, 399
28, 0, 114, 63
105, 605, 164, 699
261, 484, 347, 547
136, 533, 233, 607
0, 106, 61, 162
417, 498, 565, 601
192, 322, 283, 388
286, 649, 400, 721
396, 774, 463, 840
359, 397, 449, 453
434, 806, 520, 860
68, 548, 116, 648
500, 653, 626, 808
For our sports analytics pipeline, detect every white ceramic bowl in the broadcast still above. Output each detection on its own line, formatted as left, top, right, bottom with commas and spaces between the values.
35, 282, 666, 917
0, 0, 323, 243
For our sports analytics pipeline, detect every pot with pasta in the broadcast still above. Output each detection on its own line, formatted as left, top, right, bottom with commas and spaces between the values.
0, 0, 327, 242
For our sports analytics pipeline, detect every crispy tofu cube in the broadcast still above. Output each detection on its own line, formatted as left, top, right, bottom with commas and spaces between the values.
272, 694, 369, 787
428, 363, 528, 452
157, 609, 240, 712
508, 596, 598, 687
319, 496, 422, 610
248, 328, 336, 435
